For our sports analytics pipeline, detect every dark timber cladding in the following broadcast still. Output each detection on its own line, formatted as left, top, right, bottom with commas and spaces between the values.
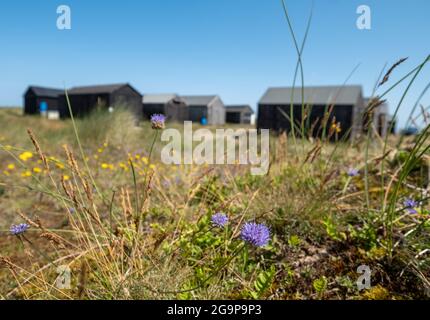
24, 86, 63, 114
181, 95, 225, 125
142, 94, 188, 122
257, 85, 365, 140
225, 105, 254, 124
58, 83, 142, 118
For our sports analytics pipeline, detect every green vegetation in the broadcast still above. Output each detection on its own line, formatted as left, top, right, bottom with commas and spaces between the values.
0, 103, 429, 299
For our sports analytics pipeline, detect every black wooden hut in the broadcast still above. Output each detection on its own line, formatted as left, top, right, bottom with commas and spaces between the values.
257, 85, 365, 140
142, 94, 188, 122
24, 86, 63, 115
181, 95, 225, 125
58, 83, 142, 118
225, 105, 254, 124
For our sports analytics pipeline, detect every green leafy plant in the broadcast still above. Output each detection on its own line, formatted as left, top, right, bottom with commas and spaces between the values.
288, 235, 302, 248
322, 216, 346, 242
313, 276, 328, 299
249, 265, 276, 299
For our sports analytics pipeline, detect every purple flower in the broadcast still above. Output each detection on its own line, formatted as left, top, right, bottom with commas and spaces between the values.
347, 168, 359, 177
403, 198, 418, 214
211, 212, 228, 228
240, 222, 271, 247
10, 223, 30, 236
150, 114, 166, 130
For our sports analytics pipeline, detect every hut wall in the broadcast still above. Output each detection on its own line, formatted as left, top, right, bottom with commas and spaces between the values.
225, 108, 253, 124
142, 103, 165, 119
111, 86, 142, 118
24, 92, 38, 114
188, 106, 208, 123
259, 103, 354, 140
226, 111, 242, 124
24, 92, 59, 115
166, 101, 188, 122
257, 104, 276, 130
58, 93, 110, 118
373, 103, 389, 137
351, 95, 365, 139
242, 110, 253, 124
209, 97, 225, 125
143, 101, 188, 122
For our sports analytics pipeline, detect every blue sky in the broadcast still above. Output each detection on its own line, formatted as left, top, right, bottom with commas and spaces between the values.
1, 0, 429, 127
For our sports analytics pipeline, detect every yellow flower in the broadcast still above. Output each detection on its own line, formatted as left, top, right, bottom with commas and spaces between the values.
94, 155, 99, 160
331, 122, 342, 133
21, 170, 32, 177
7, 164, 15, 170
101, 163, 114, 170
97, 148, 104, 153
119, 162, 129, 171
103, 142, 108, 148
149, 164, 156, 170
19, 151, 33, 161
141, 157, 149, 165
135, 154, 140, 159
33, 167, 42, 173
56, 162, 65, 169
63, 175, 70, 181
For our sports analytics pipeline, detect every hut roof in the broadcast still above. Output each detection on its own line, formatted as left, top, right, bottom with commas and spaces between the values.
226, 105, 254, 113
259, 85, 363, 105
66, 83, 141, 96
143, 94, 178, 104
181, 95, 218, 106
27, 86, 63, 98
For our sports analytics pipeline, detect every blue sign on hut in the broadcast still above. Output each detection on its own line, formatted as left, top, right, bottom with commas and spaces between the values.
39, 101, 48, 113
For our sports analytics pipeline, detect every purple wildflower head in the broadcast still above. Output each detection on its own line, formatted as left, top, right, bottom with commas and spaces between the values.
10, 223, 30, 236
403, 198, 418, 214
211, 212, 228, 228
240, 222, 271, 247
150, 114, 166, 130
347, 168, 359, 177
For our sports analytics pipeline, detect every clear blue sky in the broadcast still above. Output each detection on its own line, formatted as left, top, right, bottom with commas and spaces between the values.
1, 0, 429, 127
